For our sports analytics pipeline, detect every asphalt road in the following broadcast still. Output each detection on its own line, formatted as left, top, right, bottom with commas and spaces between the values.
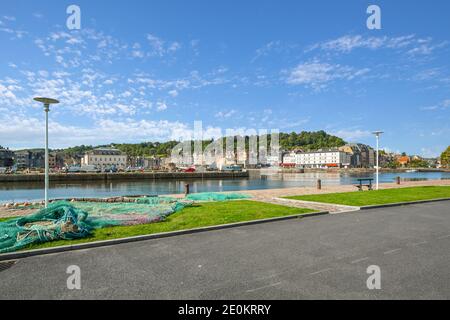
1, 201, 449, 299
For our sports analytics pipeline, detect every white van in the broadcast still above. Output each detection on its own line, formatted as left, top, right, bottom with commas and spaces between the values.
80, 165, 99, 173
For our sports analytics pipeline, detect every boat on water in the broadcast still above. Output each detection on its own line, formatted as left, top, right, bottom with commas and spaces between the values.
406, 169, 418, 173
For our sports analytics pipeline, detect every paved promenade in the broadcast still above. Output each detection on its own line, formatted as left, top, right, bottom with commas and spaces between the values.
1, 201, 449, 299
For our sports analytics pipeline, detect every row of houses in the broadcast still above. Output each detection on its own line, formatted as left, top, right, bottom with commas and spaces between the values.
278, 144, 376, 169
0, 145, 379, 170
0, 144, 441, 171
0, 147, 164, 171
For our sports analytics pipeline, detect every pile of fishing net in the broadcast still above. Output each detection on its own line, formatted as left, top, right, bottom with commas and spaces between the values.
0, 196, 192, 253
0, 192, 250, 253
186, 192, 250, 201
0, 202, 92, 253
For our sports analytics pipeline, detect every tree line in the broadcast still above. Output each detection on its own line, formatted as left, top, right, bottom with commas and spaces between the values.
58, 131, 346, 158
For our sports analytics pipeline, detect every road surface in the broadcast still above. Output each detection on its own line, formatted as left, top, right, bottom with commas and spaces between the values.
1, 201, 449, 299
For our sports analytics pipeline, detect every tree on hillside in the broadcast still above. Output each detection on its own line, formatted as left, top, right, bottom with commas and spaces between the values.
440, 146, 450, 167
58, 131, 348, 158
409, 159, 429, 168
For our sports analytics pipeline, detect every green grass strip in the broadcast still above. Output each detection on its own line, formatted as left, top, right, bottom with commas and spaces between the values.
285, 186, 450, 207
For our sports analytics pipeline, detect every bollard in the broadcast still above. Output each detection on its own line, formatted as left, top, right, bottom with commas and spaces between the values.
185, 183, 190, 195
396, 176, 401, 185
317, 179, 322, 190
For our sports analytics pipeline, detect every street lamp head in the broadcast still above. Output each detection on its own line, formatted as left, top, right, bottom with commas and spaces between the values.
34, 97, 60, 105
372, 131, 384, 136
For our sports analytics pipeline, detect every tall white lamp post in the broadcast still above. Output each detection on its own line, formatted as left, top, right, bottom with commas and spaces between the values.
34, 97, 60, 208
372, 131, 384, 190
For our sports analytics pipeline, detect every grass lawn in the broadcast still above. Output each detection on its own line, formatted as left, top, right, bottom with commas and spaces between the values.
285, 186, 450, 207
14, 200, 315, 251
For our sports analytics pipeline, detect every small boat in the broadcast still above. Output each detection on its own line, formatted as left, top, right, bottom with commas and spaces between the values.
405, 169, 417, 173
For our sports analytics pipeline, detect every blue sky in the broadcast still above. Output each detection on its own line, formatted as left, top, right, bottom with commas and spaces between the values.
0, 0, 449, 156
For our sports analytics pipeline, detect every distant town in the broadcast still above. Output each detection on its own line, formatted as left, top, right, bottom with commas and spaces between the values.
1, 131, 448, 174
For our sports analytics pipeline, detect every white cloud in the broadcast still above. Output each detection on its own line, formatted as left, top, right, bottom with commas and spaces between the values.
145, 34, 182, 57
3, 16, 16, 21
307, 34, 446, 57
215, 109, 237, 119
421, 99, 450, 111
252, 41, 282, 62
286, 60, 370, 90
0, 115, 193, 148
0, 26, 27, 39
35, 28, 127, 67
168, 42, 181, 52
190, 39, 200, 56
168, 89, 178, 97
147, 34, 165, 56
156, 101, 168, 111
330, 129, 372, 142
420, 147, 444, 158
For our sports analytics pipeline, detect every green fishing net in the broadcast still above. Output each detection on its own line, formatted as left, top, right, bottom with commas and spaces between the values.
0, 192, 251, 253
186, 192, 251, 201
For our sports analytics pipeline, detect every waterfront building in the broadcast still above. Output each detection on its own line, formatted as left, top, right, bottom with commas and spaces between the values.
282, 152, 297, 166
423, 157, 438, 168
267, 153, 282, 166
294, 149, 352, 168
48, 152, 65, 169
144, 156, 163, 170
14, 150, 31, 169
339, 143, 376, 168
63, 154, 83, 167
379, 151, 397, 167
0, 148, 14, 167
14, 149, 45, 169
82, 148, 127, 170
396, 155, 410, 167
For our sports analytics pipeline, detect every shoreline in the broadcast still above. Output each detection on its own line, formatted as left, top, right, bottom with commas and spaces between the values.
1, 167, 448, 184
0, 171, 249, 183
250, 167, 450, 174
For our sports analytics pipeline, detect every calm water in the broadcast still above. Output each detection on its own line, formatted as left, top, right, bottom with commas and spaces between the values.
0, 171, 449, 203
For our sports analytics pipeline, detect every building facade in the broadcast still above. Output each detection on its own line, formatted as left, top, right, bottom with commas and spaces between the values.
143, 156, 164, 170
282, 149, 352, 168
295, 149, 352, 168
339, 143, 376, 168
14, 150, 45, 169
0, 148, 14, 167
81, 148, 127, 170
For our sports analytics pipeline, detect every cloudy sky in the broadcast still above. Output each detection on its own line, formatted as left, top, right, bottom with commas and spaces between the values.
0, 0, 449, 156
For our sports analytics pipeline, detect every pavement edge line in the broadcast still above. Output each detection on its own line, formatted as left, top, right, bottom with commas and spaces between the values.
360, 197, 450, 210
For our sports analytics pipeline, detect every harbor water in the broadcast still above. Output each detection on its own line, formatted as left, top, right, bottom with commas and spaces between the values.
0, 170, 449, 203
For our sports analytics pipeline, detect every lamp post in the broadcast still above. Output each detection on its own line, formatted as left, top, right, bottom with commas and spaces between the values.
34, 97, 60, 208
372, 131, 384, 190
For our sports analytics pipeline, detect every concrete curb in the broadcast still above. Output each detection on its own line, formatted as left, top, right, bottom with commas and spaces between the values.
0, 210, 329, 261
360, 197, 450, 210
